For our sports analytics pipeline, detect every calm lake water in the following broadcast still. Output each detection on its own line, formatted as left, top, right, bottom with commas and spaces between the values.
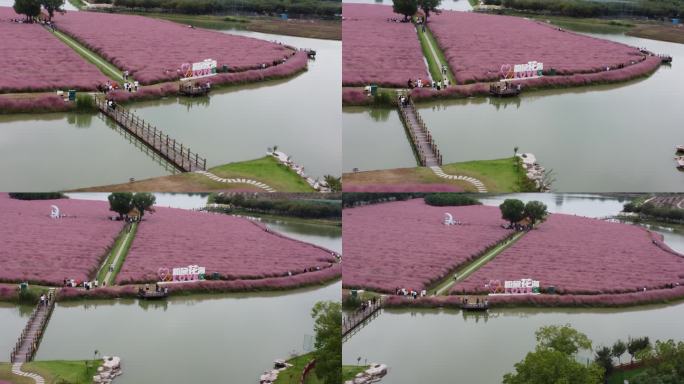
343, 194, 684, 383
343, 302, 684, 384
0, 33, 340, 190
31, 282, 339, 383
343, 34, 684, 191
0, 303, 32, 360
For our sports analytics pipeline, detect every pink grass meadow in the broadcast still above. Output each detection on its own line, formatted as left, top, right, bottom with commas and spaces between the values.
429, 10, 648, 84
0, 194, 122, 285
342, 4, 429, 87
343, 183, 464, 192
343, 199, 513, 292
53, 11, 298, 85
116, 207, 338, 284
452, 214, 684, 295
0, 7, 107, 93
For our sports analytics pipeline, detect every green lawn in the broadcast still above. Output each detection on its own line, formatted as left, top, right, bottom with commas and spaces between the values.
209, 156, 315, 192
0, 361, 100, 384
274, 353, 319, 384
417, 26, 456, 85
342, 365, 369, 382
96, 223, 138, 286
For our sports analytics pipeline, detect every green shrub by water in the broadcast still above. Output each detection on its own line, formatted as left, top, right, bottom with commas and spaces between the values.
75, 93, 96, 112
9, 192, 65, 200
424, 193, 481, 206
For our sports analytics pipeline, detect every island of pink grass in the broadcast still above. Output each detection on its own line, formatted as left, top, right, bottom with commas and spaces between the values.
53, 11, 300, 85
429, 10, 648, 84
343, 199, 513, 292
116, 207, 338, 284
343, 4, 429, 87
452, 214, 684, 296
0, 7, 107, 93
0, 194, 122, 285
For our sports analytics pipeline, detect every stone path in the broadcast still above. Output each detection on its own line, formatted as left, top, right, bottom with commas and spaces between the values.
430, 166, 488, 193
12, 363, 45, 384
195, 170, 277, 192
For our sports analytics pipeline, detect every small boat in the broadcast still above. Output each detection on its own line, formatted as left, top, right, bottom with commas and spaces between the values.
676, 145, 684, 153
489, 81, 521, 97
660, 54, 673, 64
178, 81, 210, 97
137, 288, 168, 300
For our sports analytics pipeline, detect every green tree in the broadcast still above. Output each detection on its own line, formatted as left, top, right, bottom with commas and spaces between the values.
535, 324, 593, 356
417, 0, 441, 22
13, 0, 41, 20
392, 0, 418, 20
594, 345, 614, 377
132, 193, 156, 219
628, 336, 651, 363
311, 301, 341, 384
524, 200, 548, 226
323, 175, 341, 192
499, 199, 525, 225
107, 192, 133, 219
503, 348, 603, 384
612, 340, 627, 365
41, 0, 64, 20
631, 339, 684, 384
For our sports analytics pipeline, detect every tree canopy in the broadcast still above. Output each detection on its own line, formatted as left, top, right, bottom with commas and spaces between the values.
535, 324, 593, 356
524, 200, 548, 225
500, 199, 526, 224
108, 192, 134, 219
393, 0, 418, 20
13, 0, 41, 20
418, 0, 442, 21
311, 301, 341, 384
41, 0, 65, 20
132, 192, 156, 218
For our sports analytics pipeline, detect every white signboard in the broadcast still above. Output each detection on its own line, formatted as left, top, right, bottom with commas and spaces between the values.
501, 61, 544, 81
503, 278, 540, 294
180, 59, 217, 80
171, 265, 206, 282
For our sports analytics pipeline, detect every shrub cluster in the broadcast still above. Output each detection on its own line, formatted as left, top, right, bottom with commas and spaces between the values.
209, 194, 341, 219
424, 193, 481, 207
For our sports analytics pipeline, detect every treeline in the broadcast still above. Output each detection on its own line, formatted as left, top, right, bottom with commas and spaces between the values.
483, 0, 683, 19
624, 201, 684, 221
342, 193, 427, 208
209, 194, 341, 219
105, 0, 341, 18
9, 192, 65, 200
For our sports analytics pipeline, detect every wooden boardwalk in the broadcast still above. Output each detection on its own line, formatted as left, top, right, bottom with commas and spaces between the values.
96, 97, 207, 172
342, 298, 384, 340
398, 98, 442, 167
10, 289, 56, 363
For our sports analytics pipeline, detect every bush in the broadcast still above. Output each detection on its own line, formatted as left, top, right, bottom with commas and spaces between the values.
9, 192, 65, 200
424, 193, 481, 206
75, 93, 96, 112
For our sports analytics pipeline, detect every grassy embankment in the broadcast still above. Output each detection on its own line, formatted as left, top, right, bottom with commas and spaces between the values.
95, 223, 138, 286
342, 365, 369, 382
343, 157, 534, 193
75, 156, 315, 192
273, 353, 322, 384
0, 361, 100, 384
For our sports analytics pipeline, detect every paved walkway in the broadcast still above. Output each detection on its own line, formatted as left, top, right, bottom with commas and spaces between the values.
195, 170, 277, 192
12, 363, 45, 384
430, 166, 488, 193
103, 224, 136, 285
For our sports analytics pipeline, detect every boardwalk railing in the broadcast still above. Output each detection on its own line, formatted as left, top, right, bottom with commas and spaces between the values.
397, 97, 443, 167
342, 298, 384, 340
95, 97, 207, 172
10, 290, 56, 363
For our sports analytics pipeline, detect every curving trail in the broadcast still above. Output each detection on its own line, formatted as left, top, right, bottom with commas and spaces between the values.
12, 363, 45, 384
195, 170, 277, 192
430, 166, 488, 193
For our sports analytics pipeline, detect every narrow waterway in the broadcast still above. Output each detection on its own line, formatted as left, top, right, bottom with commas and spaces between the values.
343, 33, 684, 191
31, 282, 339, 383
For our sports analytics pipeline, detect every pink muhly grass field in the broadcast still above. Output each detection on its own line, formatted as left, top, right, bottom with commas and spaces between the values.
429, 10, 647, 84
343, 183, 464, 192
453, 214, 684, 295
343, 4, 429, 87
116, 207, 338, 284
343, 199, 513, 292
0, 94, 72, 113
54, 12, 296, 85
0, 194, 122, 285
0, 7, 106, 93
